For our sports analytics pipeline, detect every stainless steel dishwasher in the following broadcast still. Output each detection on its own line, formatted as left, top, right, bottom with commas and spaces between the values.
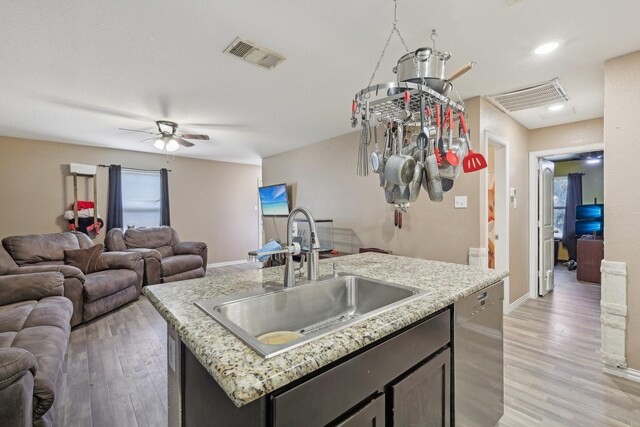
454, 281, 504, 427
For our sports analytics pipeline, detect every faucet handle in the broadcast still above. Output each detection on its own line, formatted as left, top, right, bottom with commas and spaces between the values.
332, 262, 339, 278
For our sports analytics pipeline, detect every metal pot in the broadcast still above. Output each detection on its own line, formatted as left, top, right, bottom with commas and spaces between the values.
393, 48, 451, 94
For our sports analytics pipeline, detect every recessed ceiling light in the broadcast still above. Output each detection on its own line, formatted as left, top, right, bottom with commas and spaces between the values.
548, 104, 565, 111
534, 42, 559, 55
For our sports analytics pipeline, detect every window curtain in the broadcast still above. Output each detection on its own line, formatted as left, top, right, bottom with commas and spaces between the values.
562, 173, 583, 260
107, 165, 123, 231
160, 168, 171, 226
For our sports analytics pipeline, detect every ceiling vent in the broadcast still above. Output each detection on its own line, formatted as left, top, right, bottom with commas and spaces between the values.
224, 37, 286, 70
487, 78, 569, 113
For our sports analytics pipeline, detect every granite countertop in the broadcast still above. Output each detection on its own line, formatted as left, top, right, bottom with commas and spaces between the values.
143, 252, 507, 407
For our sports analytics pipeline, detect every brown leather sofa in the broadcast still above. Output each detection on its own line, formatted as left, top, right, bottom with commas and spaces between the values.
1, 232, 143, 326
105, 226, 207, 285
0, 270, 71, 427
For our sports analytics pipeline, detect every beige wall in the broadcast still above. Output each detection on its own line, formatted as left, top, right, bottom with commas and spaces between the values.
604, 51, 640, 370
529, 118, 604, 153
263, 99, 483, 265
478, 98, 530, 304
555, 160, 604, 204
0, 136, 261, 263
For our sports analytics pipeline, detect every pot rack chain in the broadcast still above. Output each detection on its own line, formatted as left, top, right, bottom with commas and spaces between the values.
365, 0, 422, 95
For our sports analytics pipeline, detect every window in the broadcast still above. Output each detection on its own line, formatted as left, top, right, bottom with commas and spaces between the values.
553, 176, 568, 238
122, 169, 161, 228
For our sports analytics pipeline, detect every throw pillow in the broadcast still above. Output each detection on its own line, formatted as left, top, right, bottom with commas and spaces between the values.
64, 244, 109, 274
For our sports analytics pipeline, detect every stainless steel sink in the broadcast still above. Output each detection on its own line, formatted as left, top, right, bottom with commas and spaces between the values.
195, 275, 424, 358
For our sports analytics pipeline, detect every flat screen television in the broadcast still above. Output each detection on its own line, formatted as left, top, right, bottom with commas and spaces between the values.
576, 204, 604, 221
258, 183, 291, 217
575, 203, 604, 236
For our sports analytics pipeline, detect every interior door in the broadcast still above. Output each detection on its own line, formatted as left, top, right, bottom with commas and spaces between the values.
538, 159, 555, 296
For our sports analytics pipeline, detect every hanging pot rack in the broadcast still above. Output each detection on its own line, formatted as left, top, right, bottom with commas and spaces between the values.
349, 0, 486, 223
353, 81, 464, 126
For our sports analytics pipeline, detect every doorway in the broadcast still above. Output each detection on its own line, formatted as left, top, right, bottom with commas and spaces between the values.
528, 143, 605, 298
481, 132, 509, 312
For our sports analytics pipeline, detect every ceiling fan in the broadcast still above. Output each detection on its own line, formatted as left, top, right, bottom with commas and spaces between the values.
119, 120, 210, 152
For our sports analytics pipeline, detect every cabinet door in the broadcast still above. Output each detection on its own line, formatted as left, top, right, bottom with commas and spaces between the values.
390, 348, 450, 427
336, 395, 385, 427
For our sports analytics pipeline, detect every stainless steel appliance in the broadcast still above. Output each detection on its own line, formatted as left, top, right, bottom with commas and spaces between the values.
454, 281, 504, 427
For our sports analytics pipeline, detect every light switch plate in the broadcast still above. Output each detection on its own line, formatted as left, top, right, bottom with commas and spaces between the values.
454, 196, 468, 209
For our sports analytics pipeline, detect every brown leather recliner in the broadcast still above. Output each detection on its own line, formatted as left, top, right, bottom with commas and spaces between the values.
1, 232, 144, 326
105, 226, 207, 285
0, 270, 72, 427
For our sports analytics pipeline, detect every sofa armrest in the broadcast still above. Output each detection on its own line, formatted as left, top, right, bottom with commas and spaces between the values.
173, 241, 208, 272
173, 241, 206, 255
101, 251, 143, 271
124, 248, 162, 261
0, 272, 64, 306
12, 264, 85, 283
0, 348, 37, 392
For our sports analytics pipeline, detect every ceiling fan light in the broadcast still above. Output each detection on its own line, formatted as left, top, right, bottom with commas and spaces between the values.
166, 139, 179, 152
154, 138, 165, 150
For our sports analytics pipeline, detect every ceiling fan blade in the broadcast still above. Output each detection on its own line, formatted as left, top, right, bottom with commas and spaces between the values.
180, 134, 210, 140
119, 128, 157, 135
176, 138, 195, 148
139, 137, 157, 143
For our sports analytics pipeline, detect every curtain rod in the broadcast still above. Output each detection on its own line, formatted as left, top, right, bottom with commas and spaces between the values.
97, 164, 172, 172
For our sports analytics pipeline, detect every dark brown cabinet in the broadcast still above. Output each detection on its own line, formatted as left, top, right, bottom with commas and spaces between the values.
336, 395, 386, 427
179, 309, 452, 427
391, 348, 451, 427
577, 238, 604, 283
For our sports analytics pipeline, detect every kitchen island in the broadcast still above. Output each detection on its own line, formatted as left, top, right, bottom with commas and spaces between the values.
143, 252, 508, 426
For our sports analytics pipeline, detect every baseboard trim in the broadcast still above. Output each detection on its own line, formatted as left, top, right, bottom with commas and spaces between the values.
603, 366, 640, 383
506, 293, 530, 315
206, 260, 249, 269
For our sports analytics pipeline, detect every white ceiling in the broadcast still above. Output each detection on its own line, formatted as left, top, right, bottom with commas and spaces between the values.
1, 0, 638, 165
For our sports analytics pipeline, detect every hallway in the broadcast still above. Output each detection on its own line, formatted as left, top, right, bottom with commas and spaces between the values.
499, 267, 640, 426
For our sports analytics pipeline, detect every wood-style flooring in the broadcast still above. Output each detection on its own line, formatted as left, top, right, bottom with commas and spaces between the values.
497, 267, 640, 426
56, 264, 640, 426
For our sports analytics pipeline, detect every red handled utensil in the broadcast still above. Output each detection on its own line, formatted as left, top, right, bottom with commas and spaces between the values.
459, 113, 487, 173
445, 109, 460, 166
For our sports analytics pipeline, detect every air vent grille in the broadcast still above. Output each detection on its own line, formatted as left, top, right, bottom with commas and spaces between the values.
487, 78, 569, 112
228, 41, 255, 58
224, 37, 286, 71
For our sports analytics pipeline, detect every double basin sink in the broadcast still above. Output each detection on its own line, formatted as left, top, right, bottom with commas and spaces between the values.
196, 275, 424, 358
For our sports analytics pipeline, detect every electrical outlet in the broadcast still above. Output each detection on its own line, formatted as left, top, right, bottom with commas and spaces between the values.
454, 196, 468, 209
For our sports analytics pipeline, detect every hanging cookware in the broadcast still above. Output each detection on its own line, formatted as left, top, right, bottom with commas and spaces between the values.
409, 161, 424, 202
448, 137, 468, 178
459, 113, 488, 173
448, 61, 477, 82
384, 124, 416, 186
422, 124, 443, 202
370, 124, 384, 173
393, 47, 451, 93
441, 178, 454, 192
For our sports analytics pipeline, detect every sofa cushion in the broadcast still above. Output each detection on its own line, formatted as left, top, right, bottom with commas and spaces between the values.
0, 245, 18, 275
0, 301, 36, 333
11, 299, 71, 419
124, 227, 172, 250
64, 244, 108, 275
83, 270, 137, 302
161, 254, 203, 278
2, 233, 80, 266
